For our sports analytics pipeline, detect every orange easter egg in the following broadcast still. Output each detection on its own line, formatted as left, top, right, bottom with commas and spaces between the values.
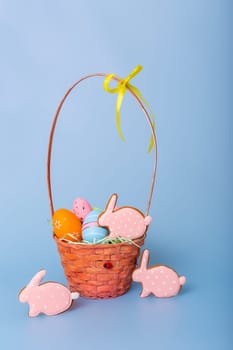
52, 208, 82, 241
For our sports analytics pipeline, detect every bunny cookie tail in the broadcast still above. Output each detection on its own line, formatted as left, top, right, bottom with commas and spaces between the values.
179, 276, 186, 286
71, 292, 80, 300
144, 216, 152, 226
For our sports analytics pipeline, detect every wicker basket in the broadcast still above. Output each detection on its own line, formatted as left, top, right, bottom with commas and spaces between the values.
47, 72, 157, 299
55, 236, 145, 298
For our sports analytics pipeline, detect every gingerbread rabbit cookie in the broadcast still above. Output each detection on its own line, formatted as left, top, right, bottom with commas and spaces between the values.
98, 194, 152, 240
132, 249, 186, 298
18, 270, 79, 317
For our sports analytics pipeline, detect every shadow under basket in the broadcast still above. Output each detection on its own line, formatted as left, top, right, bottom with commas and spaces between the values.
55, 235, 145, 299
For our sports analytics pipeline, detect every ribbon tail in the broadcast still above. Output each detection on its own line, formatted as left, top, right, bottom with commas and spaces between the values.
147, 134, 155, 154
130, 85, 155, 154
116, 89, 126, 142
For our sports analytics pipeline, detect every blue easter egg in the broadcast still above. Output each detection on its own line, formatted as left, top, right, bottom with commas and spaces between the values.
82, 209, 108, 243
83, 209, 102, 224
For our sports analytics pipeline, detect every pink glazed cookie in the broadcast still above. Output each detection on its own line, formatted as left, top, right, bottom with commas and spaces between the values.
132, 249, 186, 298
98, 194, 152, 240
18, 270, 79, 316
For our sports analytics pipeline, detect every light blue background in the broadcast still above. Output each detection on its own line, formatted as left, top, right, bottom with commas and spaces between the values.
0, 0, 232, 349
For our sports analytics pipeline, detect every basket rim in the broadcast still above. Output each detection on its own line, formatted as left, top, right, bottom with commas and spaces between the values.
53, 234, 145, 249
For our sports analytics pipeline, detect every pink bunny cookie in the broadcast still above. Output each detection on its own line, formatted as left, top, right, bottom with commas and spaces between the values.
132, 249, 186, 298
72, 197, 92, 222
18, 270, 79, 317
98, 194, 152, 240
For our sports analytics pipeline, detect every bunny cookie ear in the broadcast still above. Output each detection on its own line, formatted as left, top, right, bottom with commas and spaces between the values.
140, 249, 150, 270
28, 269, 46, 288
105, 194, 118, 213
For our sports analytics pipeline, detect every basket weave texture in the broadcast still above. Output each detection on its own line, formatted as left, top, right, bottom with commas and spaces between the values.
55, 235, 145, 298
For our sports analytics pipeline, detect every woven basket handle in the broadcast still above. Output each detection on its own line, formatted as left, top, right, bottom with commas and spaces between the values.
47, 73, 157, 217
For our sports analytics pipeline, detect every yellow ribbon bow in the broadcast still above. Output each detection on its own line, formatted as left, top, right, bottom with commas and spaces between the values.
103, 65, 155, 153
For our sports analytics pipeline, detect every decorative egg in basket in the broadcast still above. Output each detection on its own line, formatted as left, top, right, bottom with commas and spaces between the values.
72, 197, 92, 222
82, 209, 109, 243
52, 208, 82, 242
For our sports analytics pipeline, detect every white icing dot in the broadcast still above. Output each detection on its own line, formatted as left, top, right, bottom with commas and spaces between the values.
56, 285, 60, 289
36, 295, 41, 299
155, 275, 159, 279
162, 281, 166, 285
54, 220, 62, 229
152, 282, 155, 286
172, 280, 177, 284
44, 305, 48, 309
146, 275, 150, 280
